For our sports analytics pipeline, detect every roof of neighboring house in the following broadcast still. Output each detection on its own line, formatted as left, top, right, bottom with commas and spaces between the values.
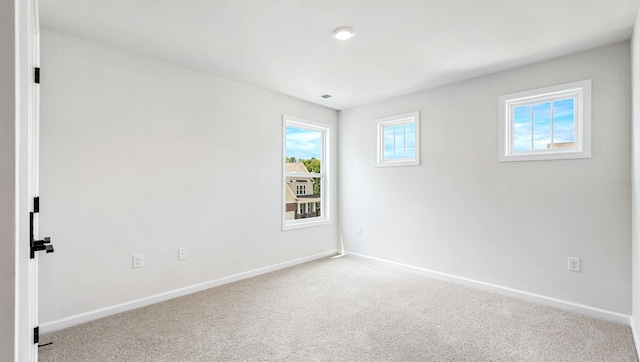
285, 162, 309, 173
286, 162, 315, 183
297, 195, 321, 202
285, 183, 297, 203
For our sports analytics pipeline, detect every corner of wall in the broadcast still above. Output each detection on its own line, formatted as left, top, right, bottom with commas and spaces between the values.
0, 0, 16, 359
631, 6, 640, 360
631, 316, 640, 359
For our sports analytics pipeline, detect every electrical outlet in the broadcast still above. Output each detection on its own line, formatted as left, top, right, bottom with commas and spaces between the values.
133, 254, 144, 269
568, 257, 581, 272
178, 248, 187, 260
356, 226, 362, 236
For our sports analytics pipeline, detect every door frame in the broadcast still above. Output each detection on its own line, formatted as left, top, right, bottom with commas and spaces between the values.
15, 0, 41, 360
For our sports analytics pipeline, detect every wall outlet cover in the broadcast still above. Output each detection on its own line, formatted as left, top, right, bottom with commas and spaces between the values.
568, 257, 581, 272
133, 254, 144, 269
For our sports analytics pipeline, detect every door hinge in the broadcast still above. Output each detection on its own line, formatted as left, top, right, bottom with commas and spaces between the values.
34, 197, 39, 213
34, 67, 40, 84
33, 326, 39, 344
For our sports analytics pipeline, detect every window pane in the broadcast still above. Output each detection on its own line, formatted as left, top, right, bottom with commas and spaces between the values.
394, 125, 405, 159
513, 105, 532, 153
285, 126, 322, 161
383, 126, 394, 160
552, 99, 575, 148
499, 79, 590, 162
404, 123, 415, 159
292, 176, 322, 219
533, 102, 551, 150
283, 118, 329, 229
375, 111, 419, 167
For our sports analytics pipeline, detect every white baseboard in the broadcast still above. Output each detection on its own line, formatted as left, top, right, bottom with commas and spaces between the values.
347, 252, 631, 325
40, 249, 338, 334
631, 316, 640, 360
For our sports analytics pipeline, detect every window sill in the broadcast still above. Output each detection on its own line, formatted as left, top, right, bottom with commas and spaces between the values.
499, 149, 591, 162
374, 159, 420, 168
283, 217, 331, 231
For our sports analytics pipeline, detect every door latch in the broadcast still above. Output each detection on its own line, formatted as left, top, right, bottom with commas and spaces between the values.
30, 212, 54, 259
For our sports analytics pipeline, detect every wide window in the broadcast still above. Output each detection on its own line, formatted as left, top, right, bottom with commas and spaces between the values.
283, 116, 330, 230
374, 111, 420, 167
499, 80, 591, 162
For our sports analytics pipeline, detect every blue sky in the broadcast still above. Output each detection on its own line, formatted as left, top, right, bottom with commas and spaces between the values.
384, 123, 415, 160
286, 126, 322, 160
513, 99, 575, 152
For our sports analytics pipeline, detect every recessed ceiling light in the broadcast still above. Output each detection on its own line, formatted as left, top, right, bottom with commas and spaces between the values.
333, 27, 354, 40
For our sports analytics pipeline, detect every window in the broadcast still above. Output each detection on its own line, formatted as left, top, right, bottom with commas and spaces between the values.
374, 111, 420, 167
499, 79, 591, 162
283, 116, 330, 230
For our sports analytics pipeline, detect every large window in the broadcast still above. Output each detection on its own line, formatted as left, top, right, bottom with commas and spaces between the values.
499, 80, 591, 162
374, 111, 420, 167
283, 116, 330, 230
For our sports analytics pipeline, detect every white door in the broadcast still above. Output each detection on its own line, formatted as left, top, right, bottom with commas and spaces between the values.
16, 0, 46, 359
27, 0, 44, 360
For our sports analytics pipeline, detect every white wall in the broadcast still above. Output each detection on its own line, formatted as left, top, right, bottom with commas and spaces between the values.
0, 0, 16, 358
38, 30, 338, 326
339, 42, 632, 315
631, 7, 640, 345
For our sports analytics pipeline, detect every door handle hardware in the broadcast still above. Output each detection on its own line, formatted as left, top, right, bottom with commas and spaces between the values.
30, 212, 54, 258
32, 237, 54, 254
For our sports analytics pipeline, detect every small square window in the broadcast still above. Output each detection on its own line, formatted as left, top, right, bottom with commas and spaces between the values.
499, 80, 591, 162
374, 111, 420, 167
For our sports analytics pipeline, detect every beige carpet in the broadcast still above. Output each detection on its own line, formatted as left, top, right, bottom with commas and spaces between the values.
39, 256, 637, 361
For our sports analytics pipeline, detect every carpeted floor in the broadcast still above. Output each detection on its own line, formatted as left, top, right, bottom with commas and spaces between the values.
39, 256, 638, 361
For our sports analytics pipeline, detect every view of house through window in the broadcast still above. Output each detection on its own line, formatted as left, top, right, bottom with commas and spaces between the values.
283, 117, 329, 229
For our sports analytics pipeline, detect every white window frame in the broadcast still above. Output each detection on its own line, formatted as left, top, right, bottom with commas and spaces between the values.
374, 111, 420, 167
282, 115, 331, 230
498, 79, 591, 162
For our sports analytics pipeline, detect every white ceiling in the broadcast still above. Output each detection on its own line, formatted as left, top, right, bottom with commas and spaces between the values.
40, 0, 639, 110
